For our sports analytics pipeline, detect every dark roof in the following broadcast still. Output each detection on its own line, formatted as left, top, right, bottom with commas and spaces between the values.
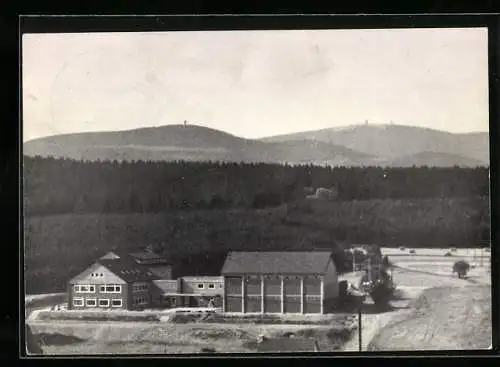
129, 251, 170, 265
221, 251, 333, 275
97, 252, 161, 283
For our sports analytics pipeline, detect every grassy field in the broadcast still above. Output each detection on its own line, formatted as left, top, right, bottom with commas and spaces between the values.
24, 196, 488, 294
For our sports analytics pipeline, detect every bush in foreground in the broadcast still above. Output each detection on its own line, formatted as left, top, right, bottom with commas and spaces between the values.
453, 260, 470, 279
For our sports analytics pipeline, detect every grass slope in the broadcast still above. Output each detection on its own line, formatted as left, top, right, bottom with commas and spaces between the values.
367, 285, 491, 351
24, 197, 488, 294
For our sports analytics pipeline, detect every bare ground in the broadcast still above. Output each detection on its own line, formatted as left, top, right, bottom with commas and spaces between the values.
367, 285, 491, 351
342, 250, 491, 352
32, 320, 355, 354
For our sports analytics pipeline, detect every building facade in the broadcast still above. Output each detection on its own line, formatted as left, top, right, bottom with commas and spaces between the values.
221, 251, 339, 314
68, 249, 172, 311
151, 276, 224, 308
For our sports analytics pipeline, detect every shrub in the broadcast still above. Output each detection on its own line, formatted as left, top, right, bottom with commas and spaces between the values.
444, 251, 453, 257
399, 246, 406, 251
452, 260, 470, 278
409, 249, 416, 254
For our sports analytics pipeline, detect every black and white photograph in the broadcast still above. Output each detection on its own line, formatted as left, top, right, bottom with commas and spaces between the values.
22, 21, 492, 355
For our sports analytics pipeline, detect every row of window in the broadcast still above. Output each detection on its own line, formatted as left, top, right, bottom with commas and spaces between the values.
74, 284, 122, 294
73, 297, 122, 308
132, 283, 148, 292
196, 283, 220, 289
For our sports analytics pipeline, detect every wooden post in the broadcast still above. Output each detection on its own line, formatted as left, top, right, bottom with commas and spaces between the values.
281, 276, 285, 314
222, 279, 226, 312
368, 258, 372, 283
320, 277, 324, 314
300, 276, 304, 314
241, 276, 245, 313
358, 304, 362, 352
261, 276, 265, 314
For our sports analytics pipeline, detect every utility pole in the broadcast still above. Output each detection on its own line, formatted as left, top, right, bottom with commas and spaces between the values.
368, 258, 372, 283
358, 303, 363, 352
353, 252, 356, 272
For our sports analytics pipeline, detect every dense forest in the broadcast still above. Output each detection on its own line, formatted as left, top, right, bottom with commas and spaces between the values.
23, 156, 490, 294
24, 156, 489, 216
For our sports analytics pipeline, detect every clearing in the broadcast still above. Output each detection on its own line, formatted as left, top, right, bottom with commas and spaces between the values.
343, 248, 491, 351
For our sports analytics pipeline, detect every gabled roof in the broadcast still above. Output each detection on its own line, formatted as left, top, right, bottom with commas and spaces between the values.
71, 249, 171, 285
68, 262, 127, 284
221, 251, 334, 275
98, 257, 159, 283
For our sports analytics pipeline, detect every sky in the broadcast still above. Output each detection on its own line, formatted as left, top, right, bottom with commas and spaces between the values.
22, 28, 489, 142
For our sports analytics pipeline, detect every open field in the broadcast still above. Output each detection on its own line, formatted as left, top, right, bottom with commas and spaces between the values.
343, 249, 491, 351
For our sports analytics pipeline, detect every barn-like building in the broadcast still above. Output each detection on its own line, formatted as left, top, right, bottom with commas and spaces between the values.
221, 251, 339, 314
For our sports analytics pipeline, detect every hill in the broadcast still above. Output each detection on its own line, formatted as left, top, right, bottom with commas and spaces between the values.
24, 125, 374, 167
261, 124, 489, 166
23, 124, 489, 167
386, 151, 486, 168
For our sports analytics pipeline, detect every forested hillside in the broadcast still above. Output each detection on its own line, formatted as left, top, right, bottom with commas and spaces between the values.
23, 156, 489, 216
23, 156, 490, 294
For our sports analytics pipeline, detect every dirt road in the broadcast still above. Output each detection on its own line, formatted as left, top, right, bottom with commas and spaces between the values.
342, 252, 491, 352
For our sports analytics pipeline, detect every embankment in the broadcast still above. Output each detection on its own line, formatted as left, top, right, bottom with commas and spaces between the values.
367, 285, 491, 351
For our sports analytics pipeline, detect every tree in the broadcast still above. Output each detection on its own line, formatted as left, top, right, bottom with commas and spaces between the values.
382, 255, 390, 269
453, 260, 470, 278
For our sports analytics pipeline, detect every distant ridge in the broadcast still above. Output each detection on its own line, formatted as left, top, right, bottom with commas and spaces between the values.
260, 123, 489, 165
23, 123, 489, 168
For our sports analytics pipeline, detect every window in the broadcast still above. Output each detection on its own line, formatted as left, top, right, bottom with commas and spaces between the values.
208, 284, 215, 289
134, 296, 148, 306
133, 283, 148, 292
99, 299, 110, 307
100, 285, 121, 293
73, 298, 84, 307
197, 284, 204, 289
111, 299, 122, 307
74, 284, 95, 293
86, 298, 97, 307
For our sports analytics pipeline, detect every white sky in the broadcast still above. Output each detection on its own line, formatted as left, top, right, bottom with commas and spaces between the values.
22, 28, 489, 142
